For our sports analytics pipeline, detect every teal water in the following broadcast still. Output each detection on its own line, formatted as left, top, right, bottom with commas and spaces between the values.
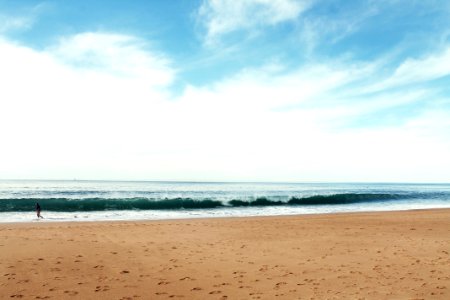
0, 180, 449, 222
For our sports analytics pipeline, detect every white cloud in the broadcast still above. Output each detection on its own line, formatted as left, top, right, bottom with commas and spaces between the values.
0, 30, 449, 182
198, 0, 310, 44
158, 57, 450, 182
0, 33, 176, 178
185, 62, 365, 112
51, 33, 174, 87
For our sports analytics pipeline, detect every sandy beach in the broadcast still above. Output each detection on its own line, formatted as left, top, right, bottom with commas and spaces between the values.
1, 209, 449, 299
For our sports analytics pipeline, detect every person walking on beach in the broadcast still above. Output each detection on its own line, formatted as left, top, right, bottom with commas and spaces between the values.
36, 202, 43, 219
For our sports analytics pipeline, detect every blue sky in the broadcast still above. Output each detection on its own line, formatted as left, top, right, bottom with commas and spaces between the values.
1, 0, 450, 182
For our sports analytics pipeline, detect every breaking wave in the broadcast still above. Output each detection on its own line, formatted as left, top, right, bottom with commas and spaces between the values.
0, 193, 432, 212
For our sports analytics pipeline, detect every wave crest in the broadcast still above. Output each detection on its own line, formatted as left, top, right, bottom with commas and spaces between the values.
0, 193, 417, 212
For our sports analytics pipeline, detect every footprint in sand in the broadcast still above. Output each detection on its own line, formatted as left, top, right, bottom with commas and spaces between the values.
179, 277, 194, 281
95, 285, 110, 292
259, 265, 269, 272
63, 290, 78, 296
220, 283, 231, 286
274, 282, 287, 290
17, 279, 30, 283
209, 290, 222, 294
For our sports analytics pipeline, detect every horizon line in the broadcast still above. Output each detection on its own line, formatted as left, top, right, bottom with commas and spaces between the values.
1, 178, 449, 185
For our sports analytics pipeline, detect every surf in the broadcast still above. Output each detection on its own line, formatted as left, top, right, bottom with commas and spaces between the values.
0, 193, 435, 212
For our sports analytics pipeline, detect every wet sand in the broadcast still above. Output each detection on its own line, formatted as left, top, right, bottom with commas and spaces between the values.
1, 209, 449, 299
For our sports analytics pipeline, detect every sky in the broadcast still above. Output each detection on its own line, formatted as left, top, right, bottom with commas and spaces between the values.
1, 0, 450, 183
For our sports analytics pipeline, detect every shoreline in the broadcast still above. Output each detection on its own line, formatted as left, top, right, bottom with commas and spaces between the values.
2, 206, 450, 225
1, 208, 449, 299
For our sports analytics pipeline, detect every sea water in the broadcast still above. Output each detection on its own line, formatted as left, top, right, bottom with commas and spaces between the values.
0, 180, 449, 222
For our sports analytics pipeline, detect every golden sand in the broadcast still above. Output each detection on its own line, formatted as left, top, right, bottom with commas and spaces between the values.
1, 209, 449, 299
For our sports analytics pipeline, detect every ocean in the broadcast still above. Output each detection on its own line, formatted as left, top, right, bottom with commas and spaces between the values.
0, 180, 449, 223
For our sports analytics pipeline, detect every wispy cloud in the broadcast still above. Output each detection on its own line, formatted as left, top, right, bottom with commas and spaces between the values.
197, 0, 311, 45
0, 15, 33, 33
0, 3, 48, 34
365, 47, 450, 93
297, 3, 379, 55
